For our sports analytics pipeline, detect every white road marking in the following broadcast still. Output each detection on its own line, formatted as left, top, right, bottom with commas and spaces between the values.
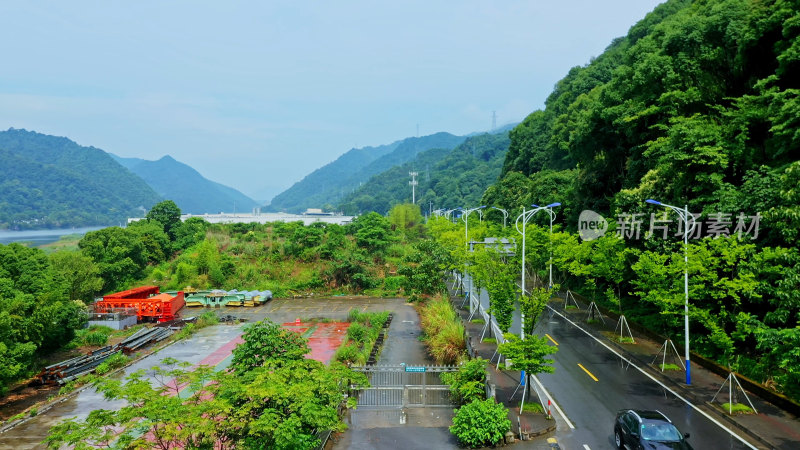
530, 373, 575, 429
546, 305, 758, 450
583, 445, 591, 450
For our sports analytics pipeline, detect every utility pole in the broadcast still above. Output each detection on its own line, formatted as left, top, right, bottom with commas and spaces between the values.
409, 172, 419, 204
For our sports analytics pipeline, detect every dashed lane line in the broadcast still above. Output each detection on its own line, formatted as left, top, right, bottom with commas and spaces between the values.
546, 304, 757, 450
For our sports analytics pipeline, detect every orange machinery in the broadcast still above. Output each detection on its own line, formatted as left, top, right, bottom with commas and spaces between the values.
96, 286, 185, 323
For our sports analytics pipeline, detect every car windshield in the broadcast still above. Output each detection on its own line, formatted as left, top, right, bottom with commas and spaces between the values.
641, 423, 682, 441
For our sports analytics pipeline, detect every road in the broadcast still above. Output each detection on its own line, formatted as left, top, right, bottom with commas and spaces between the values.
533, 306, 757, 450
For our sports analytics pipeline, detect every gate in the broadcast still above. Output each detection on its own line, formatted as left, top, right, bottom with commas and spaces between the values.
350, 364, 458, 407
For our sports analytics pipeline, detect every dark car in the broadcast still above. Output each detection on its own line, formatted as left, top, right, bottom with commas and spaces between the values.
614, 409, 693, 450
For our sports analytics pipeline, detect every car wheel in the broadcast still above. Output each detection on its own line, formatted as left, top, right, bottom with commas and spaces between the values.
614, 429, 623, 449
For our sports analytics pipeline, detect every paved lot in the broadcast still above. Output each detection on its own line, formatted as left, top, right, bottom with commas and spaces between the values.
0, 297, 414, 449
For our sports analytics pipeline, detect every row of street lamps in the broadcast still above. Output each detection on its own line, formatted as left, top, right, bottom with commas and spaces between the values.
454, 199, 694, 386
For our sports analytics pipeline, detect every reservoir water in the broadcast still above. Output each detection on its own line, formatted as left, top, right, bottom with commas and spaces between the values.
0, 226, 106, 246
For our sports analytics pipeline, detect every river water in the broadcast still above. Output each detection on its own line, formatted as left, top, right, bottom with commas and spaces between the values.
0, 227, 106, 246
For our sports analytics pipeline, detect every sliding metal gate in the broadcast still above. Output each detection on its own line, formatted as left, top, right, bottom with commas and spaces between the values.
350, 364, 458, 407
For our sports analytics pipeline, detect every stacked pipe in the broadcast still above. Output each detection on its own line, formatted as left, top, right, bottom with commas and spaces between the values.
34, 327, 173, 385
119, 327, 173, 354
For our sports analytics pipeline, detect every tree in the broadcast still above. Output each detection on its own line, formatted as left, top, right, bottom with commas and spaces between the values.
146, 200, 182, 240
388, 203, 424, 239
520, 288, 551, 337
78, 227, 147, 292
498, 335, 558, 376
398, 239, 455, 297
48, 251, 103, 302
127, 219, 171, 264
230, 319, 310, 375
350, 212, 392, 253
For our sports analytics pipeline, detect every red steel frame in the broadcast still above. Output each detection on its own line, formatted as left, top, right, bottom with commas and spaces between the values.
96, 286, 185, 322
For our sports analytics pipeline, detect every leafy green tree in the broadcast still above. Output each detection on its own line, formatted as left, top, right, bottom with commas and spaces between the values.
48, 251, 103, 302
521, 288, 551, 337
172, 216, 209, 251
127, 219, 171, 264
230, 319, 310, 375
79, 227, 147, 292
350, 212, 392, 253
388, 203, 424, 239
398, 239, 455, 297
498, 335, 558, 376
146, 199, 182, 240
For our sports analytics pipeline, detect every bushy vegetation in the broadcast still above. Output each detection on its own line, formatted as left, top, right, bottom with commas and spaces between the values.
47, 326, 368, 450
418, 296, 466, 364
334, 310, 390, 365
441, 358, 488, 405
450, 398, 511, 448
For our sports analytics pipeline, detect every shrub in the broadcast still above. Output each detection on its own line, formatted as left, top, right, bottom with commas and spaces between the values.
419, 296, 466, 364
95, 352, 128, 375
428, 321, 465, 364
442, 358, 487, 404
450, 398, 511, 448
334, 344, 361, 364
347, 322, 367, 344
196, 311, 219, 328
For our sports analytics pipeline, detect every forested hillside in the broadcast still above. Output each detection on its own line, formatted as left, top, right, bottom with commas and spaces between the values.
340, 132, 510, 215
0, 129, 162, 229
479, 0, 800, 399
266, 132, 466, 213
112, 155, 259, 215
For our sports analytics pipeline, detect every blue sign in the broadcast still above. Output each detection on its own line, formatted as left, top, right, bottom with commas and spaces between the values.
405, 366, 426, 373
520, 370, 526, 386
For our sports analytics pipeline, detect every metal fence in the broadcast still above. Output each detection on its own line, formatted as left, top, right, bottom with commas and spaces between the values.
350, 365, 458, 407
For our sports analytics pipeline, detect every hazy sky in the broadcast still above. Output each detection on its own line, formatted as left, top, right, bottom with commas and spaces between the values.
1, 1, 662, 203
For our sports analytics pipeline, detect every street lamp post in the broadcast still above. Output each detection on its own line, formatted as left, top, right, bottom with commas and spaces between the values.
646, 199, 696, 386
491, 206, 509, 228
515, 202, 560, 339
532, 204, 561, 290
462, 206, 486, 312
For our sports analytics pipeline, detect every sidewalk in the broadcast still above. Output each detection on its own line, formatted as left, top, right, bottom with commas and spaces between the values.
450, 293, 556, 445
548, 292, 800, 450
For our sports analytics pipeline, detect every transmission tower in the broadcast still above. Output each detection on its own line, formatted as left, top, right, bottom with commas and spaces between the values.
409, 171, 419, 204
492, 110, 497, 131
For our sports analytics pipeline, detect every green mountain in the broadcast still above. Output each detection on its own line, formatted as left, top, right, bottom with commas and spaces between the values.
483, 0, 800, 399
266, 132, 467, 213
493, 0, 799, 229
340, 131, 511, 215
0, 129, 162, 229
111, 155, 259, 215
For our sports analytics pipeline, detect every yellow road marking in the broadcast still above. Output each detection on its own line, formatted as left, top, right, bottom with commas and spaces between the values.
578, 363, 599, 382
545, 333, 559, 346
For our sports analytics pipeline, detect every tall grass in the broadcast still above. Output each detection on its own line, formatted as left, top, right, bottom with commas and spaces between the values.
418, 296, 465, 364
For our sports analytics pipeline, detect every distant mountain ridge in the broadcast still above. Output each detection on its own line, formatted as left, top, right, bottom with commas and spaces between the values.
266, 132, 467, 213
0, 128, 162, 229
111, 154, 258, 215
339, 130, 512, 215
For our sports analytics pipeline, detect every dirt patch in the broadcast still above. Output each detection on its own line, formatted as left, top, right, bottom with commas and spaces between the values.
0, 384, 60, 421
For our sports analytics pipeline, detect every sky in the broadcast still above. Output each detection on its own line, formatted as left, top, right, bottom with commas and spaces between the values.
0, 1, 663, 204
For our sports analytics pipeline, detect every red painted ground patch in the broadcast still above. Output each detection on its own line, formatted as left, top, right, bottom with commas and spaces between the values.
283, 322, 350, 364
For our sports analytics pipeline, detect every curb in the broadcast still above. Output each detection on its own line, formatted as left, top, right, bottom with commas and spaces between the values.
551, 303, 776, 450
